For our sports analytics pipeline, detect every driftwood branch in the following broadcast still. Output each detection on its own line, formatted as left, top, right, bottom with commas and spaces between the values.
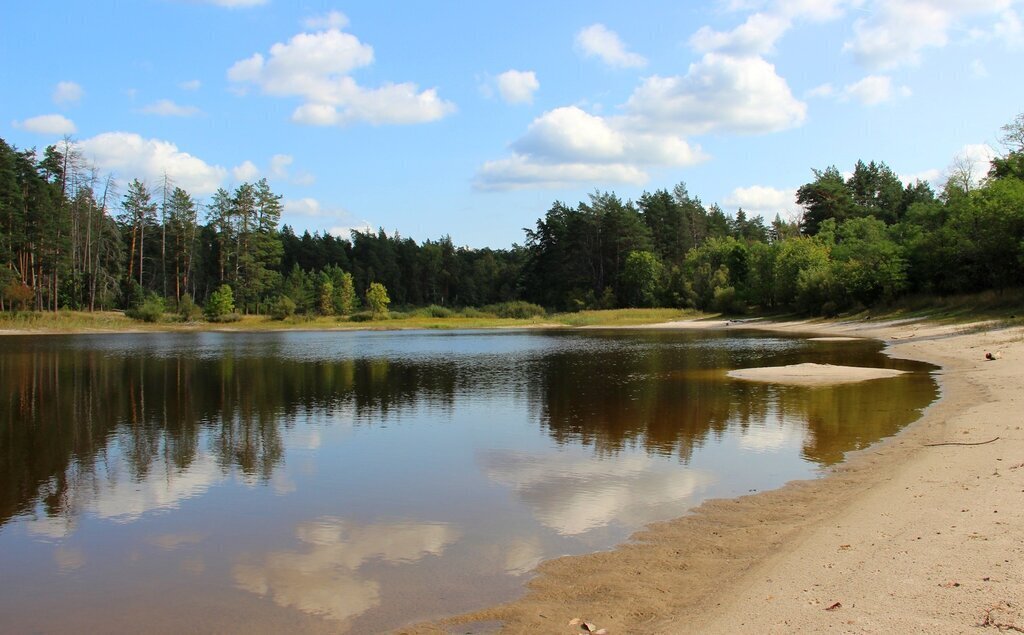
923, 436, 1000, 447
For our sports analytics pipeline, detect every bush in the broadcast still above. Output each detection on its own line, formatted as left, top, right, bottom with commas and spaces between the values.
459, 307, 493, 318
2, 282, 34, 311
482, 301, 546, 319
178, 293, 202, 322
425, 304, 453, 318
270, 295, 297, 320
348, 311, 375, 322
126, 296, 166, 323
205, 284, 235, 321
388, 311, 410, 320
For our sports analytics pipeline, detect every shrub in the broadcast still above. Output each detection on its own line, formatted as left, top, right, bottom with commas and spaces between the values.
425, 304, 453, 318
270, 295, 297, 320
178, 293, 202, 322
388, 310, 409, 320
348, 311, 375, 322
2, 282, 34, 310
483, 300, 546, 319
205, 284, 235, 321
126, 296, 166, 323
459, 307, 492, 318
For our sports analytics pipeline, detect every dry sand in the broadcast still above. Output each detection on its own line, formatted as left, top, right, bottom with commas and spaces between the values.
425, 317, 1024, 634
727, 362, 907, 385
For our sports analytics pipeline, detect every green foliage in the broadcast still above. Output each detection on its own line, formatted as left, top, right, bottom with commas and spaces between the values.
365, 282, 390, 315
316, 272, 335, 316
205, 284, 235, 320
482, 300, 546, 319
423, 304, 454, 318
348, 311, 375, 322
270, 295, 297, 320
621, 251, 665, 308
178, 293, 202, 322
125, 295, 166, 322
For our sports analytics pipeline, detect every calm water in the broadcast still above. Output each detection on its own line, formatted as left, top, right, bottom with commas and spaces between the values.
0, 329, 937, 633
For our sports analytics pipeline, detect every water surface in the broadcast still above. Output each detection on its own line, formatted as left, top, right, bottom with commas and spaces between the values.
0, 329, 937, 633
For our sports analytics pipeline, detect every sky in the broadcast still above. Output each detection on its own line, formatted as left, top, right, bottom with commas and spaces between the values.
2, 0, 1022, 248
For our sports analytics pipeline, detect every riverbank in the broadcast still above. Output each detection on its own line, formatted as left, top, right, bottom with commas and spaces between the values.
0, 308, 697, 336
430, 317, 1024, 634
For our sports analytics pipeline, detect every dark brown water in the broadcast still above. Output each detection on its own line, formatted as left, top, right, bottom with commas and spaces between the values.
0, 329, 937, 633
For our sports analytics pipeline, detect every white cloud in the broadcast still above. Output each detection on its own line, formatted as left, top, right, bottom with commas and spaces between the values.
690, 13, 792, 55
476, 156, 649, 191
724, 185, 798, 217
844, 1, 1014, 70
841, 74, 911, 105
970, 59, 990, 77
229, 26, 455, 126
141, 99, 201, 117
899, 167, 942, 184
76, 132, 228, 195
284, 197, 328, 217
624, 53, 806, 135
232, 160, 260, 182
806, 82, 835, 98
574, 24, 647, 68
53, 81, 83, 105
14, 114, 77, 135
476, 106, 707, 191
496, 69, 539, 104
269, 153, 293, 178
303, 10, 348, 30
943, 143, 997, 187
179, 79, 202, 91
283, 197, 369, 234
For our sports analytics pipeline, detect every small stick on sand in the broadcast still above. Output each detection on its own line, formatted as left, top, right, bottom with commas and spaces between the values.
923, 436, 1000, 447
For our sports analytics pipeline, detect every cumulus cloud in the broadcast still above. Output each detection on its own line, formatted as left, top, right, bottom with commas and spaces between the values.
232, 160, 260, 182
574, 24, 647, 68
229, 24, 455, 126
283, 197, 370, 235
845, 0, 1014, 70
724, 185, 798, 217
14, 114, 77, 135
76, 132, 228, 195
53, 81, 84, 105
141, 99, 201, 117
624, 54, 806, 135
690, 13, 792, 55
496, 69, 539, 104
476, 106, 707, 190
477, 52, 803, 190
269, 154, 293, 178
841, 74, 911, 105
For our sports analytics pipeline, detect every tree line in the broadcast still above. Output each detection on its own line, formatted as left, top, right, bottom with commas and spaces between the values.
2, 113, 1023, 317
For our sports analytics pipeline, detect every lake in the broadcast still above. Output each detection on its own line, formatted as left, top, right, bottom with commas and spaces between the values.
0, 329, 937, 633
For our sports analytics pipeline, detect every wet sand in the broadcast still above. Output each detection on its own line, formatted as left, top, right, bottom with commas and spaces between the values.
425, 317, 1024, 634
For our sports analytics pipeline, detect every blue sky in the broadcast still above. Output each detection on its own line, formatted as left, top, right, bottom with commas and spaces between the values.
2, 0, 1022, 248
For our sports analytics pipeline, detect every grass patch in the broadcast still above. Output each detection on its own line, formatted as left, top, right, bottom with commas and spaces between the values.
549, 308, 702, 327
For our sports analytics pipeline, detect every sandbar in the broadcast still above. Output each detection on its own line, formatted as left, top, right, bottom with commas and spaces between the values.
727, 362, 906, 385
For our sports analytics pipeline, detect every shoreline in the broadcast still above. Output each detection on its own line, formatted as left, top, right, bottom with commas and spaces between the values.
425, 317, 1024, 633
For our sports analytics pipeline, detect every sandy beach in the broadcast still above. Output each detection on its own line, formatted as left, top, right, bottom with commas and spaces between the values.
432, 317, 1024, 634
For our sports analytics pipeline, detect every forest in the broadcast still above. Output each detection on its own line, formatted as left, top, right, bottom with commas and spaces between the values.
1, 113, 1023, 319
